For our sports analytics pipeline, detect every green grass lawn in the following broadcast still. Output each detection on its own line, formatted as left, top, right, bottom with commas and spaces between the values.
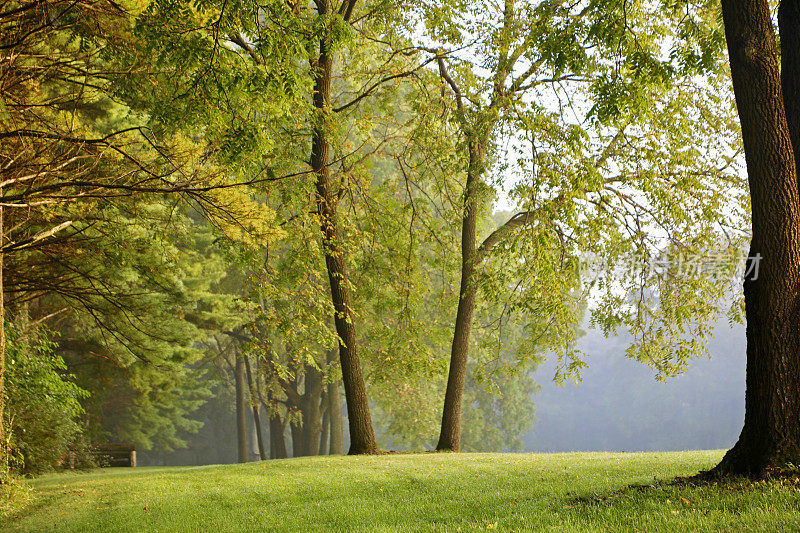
3, 451, 800, 532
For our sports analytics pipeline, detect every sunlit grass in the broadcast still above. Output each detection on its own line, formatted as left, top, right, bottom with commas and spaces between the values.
4, 451, 800, 531
0, 477, 33, 523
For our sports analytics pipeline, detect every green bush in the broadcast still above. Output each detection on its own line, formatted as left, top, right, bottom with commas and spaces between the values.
5, 322, 89, 475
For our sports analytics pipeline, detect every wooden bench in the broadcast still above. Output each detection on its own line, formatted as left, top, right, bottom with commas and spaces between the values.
94, 443, 137, 467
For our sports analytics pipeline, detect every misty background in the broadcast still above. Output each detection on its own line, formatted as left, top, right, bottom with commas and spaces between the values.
524, 320, 745, 453
139, 318, 746, 466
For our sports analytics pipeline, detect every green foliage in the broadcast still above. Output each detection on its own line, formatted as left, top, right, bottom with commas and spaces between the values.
1, 0, 287, 466
55, 203, 241, 452
412, 0, 747, 381
5, 322, 88, 475
461, 362, 539, 452
0, 0, 752, 464
115, 0, 310, 176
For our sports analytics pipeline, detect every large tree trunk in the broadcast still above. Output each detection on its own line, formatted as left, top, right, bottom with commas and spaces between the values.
310, 6, 378, 455
714, 0, 800, 476
234, 352, 248, 463
437, 144, 483, 452
243, 355, 266, 460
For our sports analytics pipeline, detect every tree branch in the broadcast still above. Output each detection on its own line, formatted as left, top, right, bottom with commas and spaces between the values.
333, 55, 436, 113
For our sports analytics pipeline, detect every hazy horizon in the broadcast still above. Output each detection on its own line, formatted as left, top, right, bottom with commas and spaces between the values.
523, 319, 745, 453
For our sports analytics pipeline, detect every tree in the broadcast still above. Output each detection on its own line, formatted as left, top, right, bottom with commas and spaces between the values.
711, 0, 800, 476
52, 205, 245, 455
234, 350, 248, 463
4, 321, 88, 474
243, 354, 266, 460
414, 0, 745, 451
326, 347, 344, 455
0, 0, 276, 470
126, 0, 437, 454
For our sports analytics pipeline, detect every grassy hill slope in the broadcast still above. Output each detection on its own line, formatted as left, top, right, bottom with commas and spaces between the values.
4, 451, 800, 532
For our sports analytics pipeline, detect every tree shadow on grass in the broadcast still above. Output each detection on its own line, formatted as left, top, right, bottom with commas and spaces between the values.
572, 467, 800, 505
562, 470, 800, 530
551, 478, 800, 532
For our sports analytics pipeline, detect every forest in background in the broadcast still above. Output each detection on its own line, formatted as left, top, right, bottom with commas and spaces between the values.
138, 318, 746, 466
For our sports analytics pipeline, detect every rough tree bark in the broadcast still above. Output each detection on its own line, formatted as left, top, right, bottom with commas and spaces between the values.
234, 351, 248, 463
713, 0, 800, 476
310, 0, 378, 455
780, 0, 800, 174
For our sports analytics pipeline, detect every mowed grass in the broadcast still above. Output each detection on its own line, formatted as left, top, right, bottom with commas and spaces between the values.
4, 451, 800, 532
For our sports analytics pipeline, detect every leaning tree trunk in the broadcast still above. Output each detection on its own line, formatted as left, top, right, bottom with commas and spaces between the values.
713, 0, 800, 476
234, 352, 248, 463
437, 143, 484, 452
310, 14, 378, 455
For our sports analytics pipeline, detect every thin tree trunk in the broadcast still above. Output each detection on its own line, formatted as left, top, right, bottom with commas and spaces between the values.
248, 415, 258, 461
268, 403, 277, 459
290, 421, 303, 458
310, 7, 378, 455
286, 368, 305, 457
243, 355, 266, 460
437, 145, 483, 452
282, 367, 303, 458
713, 0, 800, 476
327, 348, 344, 455
301, 364, 324, 456
319, 408, 329, 455
259, 346, 287, 460
234, 351, 248, 463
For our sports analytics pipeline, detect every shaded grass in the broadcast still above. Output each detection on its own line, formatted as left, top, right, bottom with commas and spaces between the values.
3, 451, 800, 531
